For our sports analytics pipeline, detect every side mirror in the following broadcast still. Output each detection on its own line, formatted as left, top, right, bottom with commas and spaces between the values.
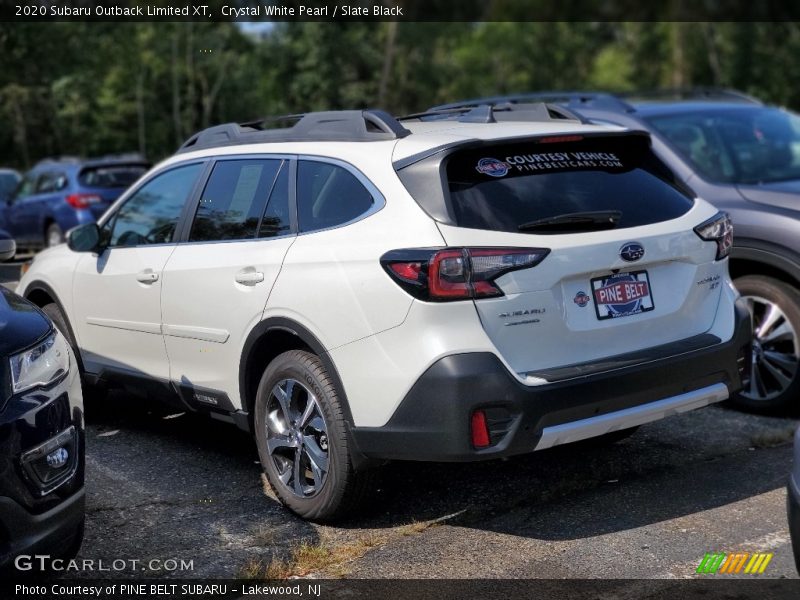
67, 223, 102, 253
0, 229, 16, 261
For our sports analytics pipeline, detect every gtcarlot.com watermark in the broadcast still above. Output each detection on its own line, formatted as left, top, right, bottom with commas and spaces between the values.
14, 554, 194, 573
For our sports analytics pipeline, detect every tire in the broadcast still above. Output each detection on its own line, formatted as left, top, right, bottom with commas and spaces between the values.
254, 350, 374, 522
41, 302, 103, 403
732, 275, 800, 414
46, 223, 64, 247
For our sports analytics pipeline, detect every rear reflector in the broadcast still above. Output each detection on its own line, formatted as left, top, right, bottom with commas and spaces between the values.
471, 410, 491, 449
381, 247, 549, 301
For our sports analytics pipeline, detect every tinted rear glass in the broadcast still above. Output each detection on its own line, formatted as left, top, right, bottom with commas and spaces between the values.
79, 164, 148, 188
445, 135, 694, 233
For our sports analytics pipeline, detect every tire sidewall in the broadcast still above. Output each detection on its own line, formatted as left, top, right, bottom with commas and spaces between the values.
733, 275, 800, 412
254, 351, 348, 519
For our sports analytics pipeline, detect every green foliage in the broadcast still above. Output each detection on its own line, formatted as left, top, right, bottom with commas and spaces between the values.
2, 22, 800, 169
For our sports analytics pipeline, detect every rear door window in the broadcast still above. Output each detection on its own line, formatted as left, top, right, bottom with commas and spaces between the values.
189, 158, 283, 242
445, 135, 694, 233
297, 161, 375, 232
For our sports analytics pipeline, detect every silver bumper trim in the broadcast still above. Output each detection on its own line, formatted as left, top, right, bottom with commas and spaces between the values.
534, 382, 729, 450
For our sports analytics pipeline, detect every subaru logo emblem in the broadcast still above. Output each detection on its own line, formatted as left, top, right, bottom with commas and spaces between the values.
619, 242, 645, 262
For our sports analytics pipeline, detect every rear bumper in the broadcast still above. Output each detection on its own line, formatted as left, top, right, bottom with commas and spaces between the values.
350, 298, 751, 462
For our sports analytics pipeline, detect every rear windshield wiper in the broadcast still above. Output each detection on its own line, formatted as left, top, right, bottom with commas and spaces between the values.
518, 210, 622, 233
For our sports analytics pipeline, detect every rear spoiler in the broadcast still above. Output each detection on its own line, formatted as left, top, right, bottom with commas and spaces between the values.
393, 129, 652, 171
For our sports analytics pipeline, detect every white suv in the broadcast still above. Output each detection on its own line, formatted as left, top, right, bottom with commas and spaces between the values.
17, 106, 751, 520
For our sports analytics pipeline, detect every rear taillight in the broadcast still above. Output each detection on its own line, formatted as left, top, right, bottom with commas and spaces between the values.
381, 247, 549, 301
694, 212, 733, 260
66, 193, 102, 209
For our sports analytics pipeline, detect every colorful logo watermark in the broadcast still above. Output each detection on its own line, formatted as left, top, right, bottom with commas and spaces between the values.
696, 552, 773, 575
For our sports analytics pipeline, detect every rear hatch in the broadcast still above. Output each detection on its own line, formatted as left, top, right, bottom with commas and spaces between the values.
78, 162, 149, 218
412, 132, 726, 376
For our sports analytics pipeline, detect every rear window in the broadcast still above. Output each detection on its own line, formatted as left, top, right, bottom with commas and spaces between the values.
79, 164, 148, 188
445, 135, 694, 233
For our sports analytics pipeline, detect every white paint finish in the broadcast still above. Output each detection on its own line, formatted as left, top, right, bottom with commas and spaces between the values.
438, 201, 729, 373
534, 383, 729, 450
71, 246, 176, 379
266, 160, 443, 351
17, 245, 79, 317
160, 236, 295, 407
328, 299, 496, 427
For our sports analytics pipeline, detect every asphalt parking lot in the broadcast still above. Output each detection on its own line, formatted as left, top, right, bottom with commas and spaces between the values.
76, 393, 798, 580
2, 267, 799, 580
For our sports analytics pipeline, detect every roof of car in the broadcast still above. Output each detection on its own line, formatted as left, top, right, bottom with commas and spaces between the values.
169, 106, 631, 169
629, 101, 771, 118
31, 154, 149, 172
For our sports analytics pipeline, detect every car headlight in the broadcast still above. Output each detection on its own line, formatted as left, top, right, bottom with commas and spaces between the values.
694, 211, 733, 260
10, 330, 70, 394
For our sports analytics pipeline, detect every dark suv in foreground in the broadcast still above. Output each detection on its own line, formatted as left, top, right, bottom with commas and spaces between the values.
433, 89, 800, 413
0, 230, 85, 570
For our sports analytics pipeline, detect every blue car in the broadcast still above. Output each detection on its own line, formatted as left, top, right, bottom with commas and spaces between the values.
2, 155, 149, 251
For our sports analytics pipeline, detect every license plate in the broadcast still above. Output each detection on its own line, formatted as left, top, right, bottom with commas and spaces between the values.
590, 270, 654, 320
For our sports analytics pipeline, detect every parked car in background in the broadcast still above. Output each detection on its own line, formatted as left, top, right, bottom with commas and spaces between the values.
3, 155, 149, 252
789, 425, 800, 575
0, 229, 85, 570
431, 89, 800, 413
0, 169, 20, 204
17, 108, 749, 520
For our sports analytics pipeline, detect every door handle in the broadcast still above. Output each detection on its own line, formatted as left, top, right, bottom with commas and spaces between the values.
136, 269, 159, 284
235, 269, 265, 285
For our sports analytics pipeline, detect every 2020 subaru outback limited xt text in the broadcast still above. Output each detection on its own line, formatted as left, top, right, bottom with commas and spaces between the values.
17, 107, 751, 520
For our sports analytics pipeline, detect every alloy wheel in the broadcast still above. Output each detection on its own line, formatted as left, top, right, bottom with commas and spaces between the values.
265, 378, 329, 497
740, 295, 799, 402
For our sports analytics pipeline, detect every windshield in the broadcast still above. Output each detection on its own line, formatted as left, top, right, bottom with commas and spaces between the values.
445, 134, 694, 234
646, 107, 800, 184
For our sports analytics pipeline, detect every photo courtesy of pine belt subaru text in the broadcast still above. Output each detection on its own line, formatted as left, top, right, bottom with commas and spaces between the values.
16, 105, 751, 521
0, 229, 85, 569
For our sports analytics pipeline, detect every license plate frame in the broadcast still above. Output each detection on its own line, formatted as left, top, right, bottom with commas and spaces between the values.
590, 270, 655, 321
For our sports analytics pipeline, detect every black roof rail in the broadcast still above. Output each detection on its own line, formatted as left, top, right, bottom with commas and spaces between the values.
619, 87, 763, 105
400, 101, 586, 124
177, 109, 411, 153
428, 92, 636, 115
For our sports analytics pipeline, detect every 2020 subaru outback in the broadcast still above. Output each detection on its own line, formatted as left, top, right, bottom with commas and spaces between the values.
17, 106, 751, 520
